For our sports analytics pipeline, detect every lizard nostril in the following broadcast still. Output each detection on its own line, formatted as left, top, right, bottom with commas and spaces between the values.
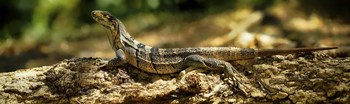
92, 10, 102, 16
91, 12, 97, 16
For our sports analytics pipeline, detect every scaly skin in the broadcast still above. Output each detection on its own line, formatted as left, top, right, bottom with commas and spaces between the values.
91, 10, 336, 74
91, 10, 337, 93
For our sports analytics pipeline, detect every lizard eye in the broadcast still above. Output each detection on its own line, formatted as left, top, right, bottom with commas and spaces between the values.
108, 17, 114, 22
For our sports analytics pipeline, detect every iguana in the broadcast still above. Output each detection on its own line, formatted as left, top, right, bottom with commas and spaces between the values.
91, 10, 336, 91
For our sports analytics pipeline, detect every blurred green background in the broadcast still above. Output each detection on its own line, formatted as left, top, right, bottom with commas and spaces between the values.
1, 0, 350, 72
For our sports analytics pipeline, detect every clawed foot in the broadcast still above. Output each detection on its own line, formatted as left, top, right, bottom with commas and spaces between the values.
221, 62, 250, 96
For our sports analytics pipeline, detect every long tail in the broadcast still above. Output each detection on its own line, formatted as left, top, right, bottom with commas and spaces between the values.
257, 47, 337, 56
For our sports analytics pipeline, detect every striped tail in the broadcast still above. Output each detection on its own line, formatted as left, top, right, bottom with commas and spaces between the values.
257, 47, 337, 56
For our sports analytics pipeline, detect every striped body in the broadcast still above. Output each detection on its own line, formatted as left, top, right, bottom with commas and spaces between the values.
91, 10, 337, 74
122, 41, 257, 74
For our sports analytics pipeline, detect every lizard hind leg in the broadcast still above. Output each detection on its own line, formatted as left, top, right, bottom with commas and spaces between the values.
183, 55, 240, 78
183, 54, 249, 95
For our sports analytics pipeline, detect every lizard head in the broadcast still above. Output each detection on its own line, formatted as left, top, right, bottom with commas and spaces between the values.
92, 10, 129, 50
91, 10, 118, 30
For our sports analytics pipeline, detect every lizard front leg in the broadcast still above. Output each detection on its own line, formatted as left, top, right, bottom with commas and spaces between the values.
183, 54, 249, 94
106, 49, 127, 66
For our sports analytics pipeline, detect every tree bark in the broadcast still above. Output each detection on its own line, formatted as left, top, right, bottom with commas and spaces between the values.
1, 53, 350, 103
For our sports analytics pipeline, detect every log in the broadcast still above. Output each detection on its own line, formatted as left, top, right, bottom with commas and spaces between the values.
1, 53, 350, 103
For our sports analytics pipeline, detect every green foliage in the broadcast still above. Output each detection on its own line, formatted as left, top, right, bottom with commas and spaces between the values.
0, 0, 37, 40
0, 0, 281, 42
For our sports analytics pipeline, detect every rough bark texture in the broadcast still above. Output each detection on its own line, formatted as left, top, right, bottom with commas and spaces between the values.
1, 52, 350, 103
